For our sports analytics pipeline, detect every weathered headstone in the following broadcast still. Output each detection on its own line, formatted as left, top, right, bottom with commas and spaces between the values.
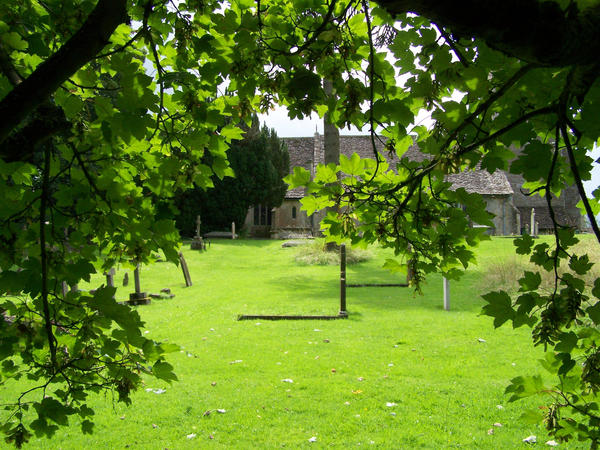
105, 268, 116, 299
191, 215, 206, 250
128, 264, 150, 305
179, 252, 193, 287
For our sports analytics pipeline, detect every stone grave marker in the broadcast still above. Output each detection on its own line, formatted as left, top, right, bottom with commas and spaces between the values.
128, 264, 150, 305
191, 215, 206, 250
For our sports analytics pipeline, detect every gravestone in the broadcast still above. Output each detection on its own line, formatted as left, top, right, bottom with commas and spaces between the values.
530, 208, 536, 236
179, 252, 193, 287
191, 215, 206, 250
128, 264, 150, 305
105, 268, 116, 300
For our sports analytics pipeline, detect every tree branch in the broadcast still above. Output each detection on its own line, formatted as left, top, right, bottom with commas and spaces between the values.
376, 0, 600, 67
0, 0, 129, 152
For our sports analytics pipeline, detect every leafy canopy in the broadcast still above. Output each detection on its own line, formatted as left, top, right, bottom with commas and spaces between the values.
2, 0, 600, 447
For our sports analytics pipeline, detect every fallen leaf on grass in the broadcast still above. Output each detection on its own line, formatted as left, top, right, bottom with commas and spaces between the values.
546, 440, 559, 447
323, 339, 330, 343
357, 377, 364, 381
496, 405, 504, 410
388, 363, 394, 367
230, 360, 243, 364
344, 402, 350, 405
211, 381, 217, 386
493, 423, 502, 427
216, 409, 226, 414
390, 412, 396, 416
523, 435, 537, 443
308, 437, 317, 442
313, 329, 321, 332
352, 390, 363, 395
152, 424, 158, 429
282, 378, 294, 383
478, 338, 487, 343
331, 368, 336, 373
487, 429, 494, 435
385, 402, 397, 407
187, 433, 197, 439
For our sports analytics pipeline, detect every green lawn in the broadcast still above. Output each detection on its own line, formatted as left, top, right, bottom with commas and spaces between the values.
2, 237, 588, 448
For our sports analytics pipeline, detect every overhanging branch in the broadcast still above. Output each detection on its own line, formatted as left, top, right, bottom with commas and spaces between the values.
0, 0, 129, 153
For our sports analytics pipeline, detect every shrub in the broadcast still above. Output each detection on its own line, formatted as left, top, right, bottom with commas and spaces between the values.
294, 239, 372, 265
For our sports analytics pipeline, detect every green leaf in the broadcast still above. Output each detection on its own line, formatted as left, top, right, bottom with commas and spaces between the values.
504, 375, 546, 402
518, 271, 541, 292
383, 258, 407, 275
153, 360, 178, 382
514, 234, 534, 255
339, 153, 364, 175
481, 291, 515, 328
81, 420, 94, 435
587, 302, 600, 325
285, 167, 311, 188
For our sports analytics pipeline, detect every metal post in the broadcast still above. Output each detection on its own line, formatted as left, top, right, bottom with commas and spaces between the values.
340, 244, 347, 316
443, 277, 450, 311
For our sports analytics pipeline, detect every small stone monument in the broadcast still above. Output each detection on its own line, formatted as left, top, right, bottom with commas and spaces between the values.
128, 264, 151, 305
191, 215, 206, 250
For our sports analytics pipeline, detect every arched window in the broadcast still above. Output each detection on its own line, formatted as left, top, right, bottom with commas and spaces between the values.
292, 206, 297, 219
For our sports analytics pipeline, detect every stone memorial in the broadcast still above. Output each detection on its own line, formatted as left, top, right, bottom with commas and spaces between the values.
128, 264, 151, 305
191, 215, 206, 250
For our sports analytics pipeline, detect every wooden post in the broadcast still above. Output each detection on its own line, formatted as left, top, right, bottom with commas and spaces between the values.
179, 252, 192, 287
443, 277, 450, 311
339, 244, 347, 316
231, 222, 236, 239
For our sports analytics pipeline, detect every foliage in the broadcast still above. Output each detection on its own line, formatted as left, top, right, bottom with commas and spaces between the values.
173, 121, 289, 236
2, 0, 600, 447
294, 239, 372, 265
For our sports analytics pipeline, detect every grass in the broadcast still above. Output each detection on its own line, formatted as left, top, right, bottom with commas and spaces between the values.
1, 237, 592, 448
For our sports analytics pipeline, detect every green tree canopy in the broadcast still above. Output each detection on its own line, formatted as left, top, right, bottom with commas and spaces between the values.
174, 120, 289, 235
1, 0, 600, 446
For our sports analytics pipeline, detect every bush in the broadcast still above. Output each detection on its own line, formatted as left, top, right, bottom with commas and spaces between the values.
478, 236, 600, 294
294, 239, 372, 265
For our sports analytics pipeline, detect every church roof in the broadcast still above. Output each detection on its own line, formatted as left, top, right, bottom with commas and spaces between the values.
282, 134, 513, 197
